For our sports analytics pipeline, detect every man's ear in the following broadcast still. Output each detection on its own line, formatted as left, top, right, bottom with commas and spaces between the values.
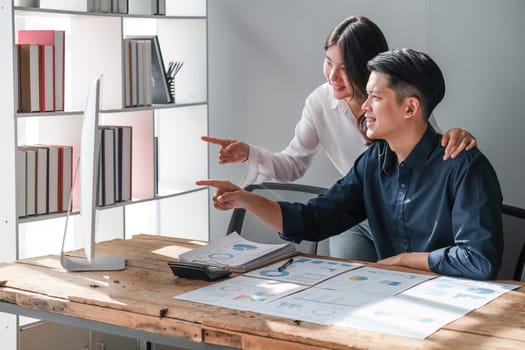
404, 96, 420, 119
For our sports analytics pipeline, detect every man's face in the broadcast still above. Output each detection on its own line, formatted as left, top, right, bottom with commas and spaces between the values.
362, 71, 406, 140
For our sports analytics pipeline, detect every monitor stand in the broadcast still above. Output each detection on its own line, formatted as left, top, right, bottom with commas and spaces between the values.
61, 254, 126, 272
59, 152, 126, 272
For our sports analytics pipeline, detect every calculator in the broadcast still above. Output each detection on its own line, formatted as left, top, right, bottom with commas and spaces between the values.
167, 261, 232, 281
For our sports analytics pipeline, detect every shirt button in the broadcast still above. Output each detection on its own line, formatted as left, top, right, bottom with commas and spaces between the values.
400, 163, 405, 168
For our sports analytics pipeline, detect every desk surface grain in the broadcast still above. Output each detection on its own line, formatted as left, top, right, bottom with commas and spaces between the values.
0, 234, 524, 350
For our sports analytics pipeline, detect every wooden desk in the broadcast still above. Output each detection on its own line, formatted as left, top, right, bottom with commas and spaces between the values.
1, 234, 525, 350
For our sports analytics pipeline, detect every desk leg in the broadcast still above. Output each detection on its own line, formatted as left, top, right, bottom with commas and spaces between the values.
138, 340, 150, 350
0, 312, 17, 350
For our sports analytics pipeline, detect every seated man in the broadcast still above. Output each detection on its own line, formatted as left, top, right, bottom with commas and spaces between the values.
197, 48, 503, 280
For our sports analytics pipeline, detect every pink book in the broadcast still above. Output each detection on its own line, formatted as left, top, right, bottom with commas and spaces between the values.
18, 30, 65, 111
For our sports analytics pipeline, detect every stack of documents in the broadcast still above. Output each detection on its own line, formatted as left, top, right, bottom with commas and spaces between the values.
178, 232, 296, 272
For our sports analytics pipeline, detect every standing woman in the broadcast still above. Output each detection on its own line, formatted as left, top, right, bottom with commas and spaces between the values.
203, 16, 476, 261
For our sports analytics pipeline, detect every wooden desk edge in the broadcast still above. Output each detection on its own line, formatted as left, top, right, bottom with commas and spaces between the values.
2, 234, 525, 350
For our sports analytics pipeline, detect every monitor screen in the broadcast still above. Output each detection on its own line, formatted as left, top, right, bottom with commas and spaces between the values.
60, 76, 125, 271
79, 76, 101, 262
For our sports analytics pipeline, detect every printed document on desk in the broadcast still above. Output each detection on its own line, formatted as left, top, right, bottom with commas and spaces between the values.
316, 266, 435, 293
342, 276, 520, 339
261, 266, 435, 326
175, 275, 306, 312
177, 232, 296, 272
244, 255, 363, 286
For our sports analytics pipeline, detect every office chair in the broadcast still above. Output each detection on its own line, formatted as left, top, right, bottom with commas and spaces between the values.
515, 241, 525, 281
497, 204, 525, 281
226, 182, 327, 254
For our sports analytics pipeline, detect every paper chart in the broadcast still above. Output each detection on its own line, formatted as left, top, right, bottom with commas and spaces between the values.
316, 266, 435, 296
400, 275, 519, 310
341, 294, 466, 339
263, 286, 382, 325
177, 232, 295, 271
175, 275, 306, 312
244, 256, 362, 285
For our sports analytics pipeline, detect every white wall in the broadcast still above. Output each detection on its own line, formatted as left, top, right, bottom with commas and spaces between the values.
208, 0, 525, 240
426, 0, 525, 208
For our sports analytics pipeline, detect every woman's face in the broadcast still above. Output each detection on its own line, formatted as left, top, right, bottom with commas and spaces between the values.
323, 45, 354, 100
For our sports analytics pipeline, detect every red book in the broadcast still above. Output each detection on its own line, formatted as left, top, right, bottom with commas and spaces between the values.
17, 30, 65, 111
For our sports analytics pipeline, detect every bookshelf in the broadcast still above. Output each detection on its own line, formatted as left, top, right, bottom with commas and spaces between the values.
1, 1, 208, 346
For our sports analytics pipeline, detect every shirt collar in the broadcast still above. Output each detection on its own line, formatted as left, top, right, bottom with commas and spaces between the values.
326, 84, 345, 111
381, 125, 440, 175
325, 83, 359, 119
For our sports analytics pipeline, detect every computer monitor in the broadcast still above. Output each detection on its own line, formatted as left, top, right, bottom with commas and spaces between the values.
60, 76, 126, 271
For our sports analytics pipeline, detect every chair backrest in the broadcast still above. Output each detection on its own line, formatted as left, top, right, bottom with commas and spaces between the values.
496, 204, 525, 281
226, 182, 327, 254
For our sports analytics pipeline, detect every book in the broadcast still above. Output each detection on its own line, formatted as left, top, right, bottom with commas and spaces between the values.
126, 35, 171, 104
100, 126, 132, 202
157, 0, 165, 15
17, 44, 40, 113
130, 39, 138, 106
97, 127, 116, 206
128, 0, 156, 15
36, 144, 73, 213
123, 39, 131, 107
100, 0, 111, 12
17, 146, 37, 216
118, 0, 128, 14
17, 30, 65, 111
178, 232, 297, 273
40, 45, 54, 112
142, 39, 152, 106
35, 146, 49, 215
16, 43, 53, 112
115, 126, 132, 201
123, 38, 154, 107
16, 149, 27, 217
137, 40, 145, 106
107, 127, 121, 202
59, 145, 73, 212
45, 145, 59, 213
17, 144, 73, 215
87, 0, 128, 13
86, 0, 96, 12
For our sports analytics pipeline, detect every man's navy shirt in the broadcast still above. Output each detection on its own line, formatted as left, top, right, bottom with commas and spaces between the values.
279, 126, 503, 280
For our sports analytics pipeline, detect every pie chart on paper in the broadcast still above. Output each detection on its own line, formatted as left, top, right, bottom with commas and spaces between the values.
233, 244, 258, 251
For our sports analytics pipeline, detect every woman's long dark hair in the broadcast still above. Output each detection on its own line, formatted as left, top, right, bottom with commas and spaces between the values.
325, 16, 388, 143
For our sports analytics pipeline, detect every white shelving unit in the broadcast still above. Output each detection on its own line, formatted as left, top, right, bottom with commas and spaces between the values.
0, 1, 208, 348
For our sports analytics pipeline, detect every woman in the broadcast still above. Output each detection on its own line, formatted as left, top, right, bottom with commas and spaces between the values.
202, 16, 476, 261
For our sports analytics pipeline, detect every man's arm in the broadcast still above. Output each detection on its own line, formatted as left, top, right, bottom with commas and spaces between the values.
378, 252, 430, 272
195, 179, 283, 233
428, 154, 503, 280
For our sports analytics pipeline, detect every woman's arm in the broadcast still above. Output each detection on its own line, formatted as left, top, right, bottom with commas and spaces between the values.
441, 128, 477, 159
429, 114, 477, 160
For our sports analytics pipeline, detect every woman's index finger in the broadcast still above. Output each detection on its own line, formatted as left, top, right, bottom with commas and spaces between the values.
201, 135, 231, 146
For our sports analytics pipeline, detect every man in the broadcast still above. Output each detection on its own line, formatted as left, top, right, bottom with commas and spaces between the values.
198, 48, 503, 280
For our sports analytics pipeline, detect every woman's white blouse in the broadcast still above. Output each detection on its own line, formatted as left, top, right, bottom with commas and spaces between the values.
241, 82, 440, 187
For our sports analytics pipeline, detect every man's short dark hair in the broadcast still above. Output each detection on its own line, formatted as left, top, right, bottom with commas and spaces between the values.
367, 48, 445, 120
